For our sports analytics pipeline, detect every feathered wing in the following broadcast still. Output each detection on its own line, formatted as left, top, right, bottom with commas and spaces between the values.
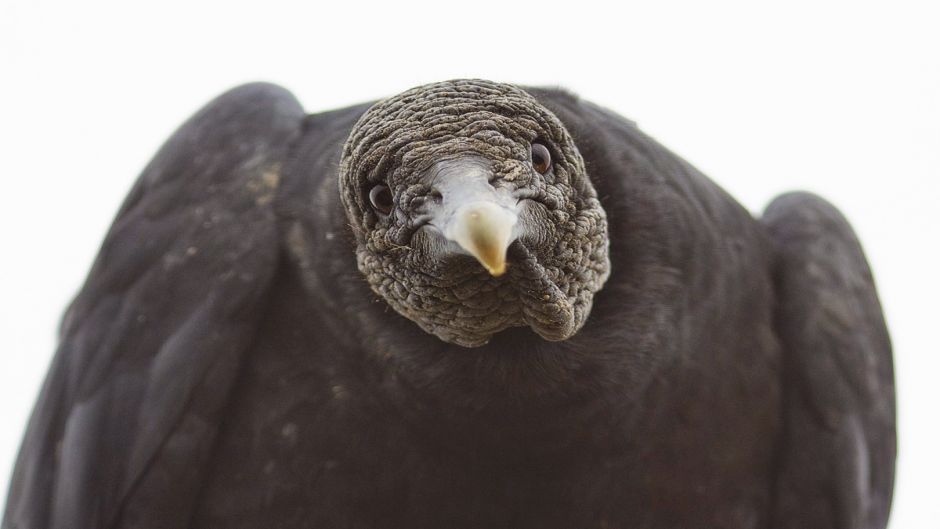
763, 192, 896, 529
3, 83, 306, 529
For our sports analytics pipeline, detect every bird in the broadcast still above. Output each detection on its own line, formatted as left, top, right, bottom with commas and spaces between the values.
2, 79, 895, 529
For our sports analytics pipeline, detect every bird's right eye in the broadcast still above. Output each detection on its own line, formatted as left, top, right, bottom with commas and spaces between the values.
530, 142, 552, 174
369, 184, 394, 216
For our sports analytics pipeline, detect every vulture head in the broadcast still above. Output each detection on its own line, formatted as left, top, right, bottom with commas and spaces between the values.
339, 79, 611, 347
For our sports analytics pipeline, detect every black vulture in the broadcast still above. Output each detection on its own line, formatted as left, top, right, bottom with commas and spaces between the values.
3, 80, 895, 529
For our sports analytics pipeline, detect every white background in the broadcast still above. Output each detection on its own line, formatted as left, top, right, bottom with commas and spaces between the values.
1, 1, 937, 525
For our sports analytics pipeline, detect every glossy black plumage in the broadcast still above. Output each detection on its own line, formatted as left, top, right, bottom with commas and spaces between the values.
3, 83, 895, 529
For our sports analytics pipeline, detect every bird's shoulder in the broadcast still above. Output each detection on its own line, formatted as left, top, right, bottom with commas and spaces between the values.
4, 83, 308, 529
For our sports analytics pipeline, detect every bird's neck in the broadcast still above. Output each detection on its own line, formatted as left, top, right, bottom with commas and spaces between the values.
283, 207, 681, 459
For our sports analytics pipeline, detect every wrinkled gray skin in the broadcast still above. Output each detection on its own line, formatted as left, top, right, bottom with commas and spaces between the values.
3, 80, 895, 529
340, 81, 610, 346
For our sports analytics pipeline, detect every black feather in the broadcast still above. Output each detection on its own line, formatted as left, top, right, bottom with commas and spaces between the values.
3, 83, 895, 529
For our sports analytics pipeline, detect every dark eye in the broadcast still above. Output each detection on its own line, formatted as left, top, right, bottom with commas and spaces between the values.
531, 142, 552, 174
368, 184, 394, 215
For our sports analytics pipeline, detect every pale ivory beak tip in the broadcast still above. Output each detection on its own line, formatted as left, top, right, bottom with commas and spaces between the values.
447, 203, 516, 277
487, 261, 507, 277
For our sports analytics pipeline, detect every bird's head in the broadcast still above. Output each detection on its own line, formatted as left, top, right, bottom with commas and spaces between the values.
339, 80, 610, 347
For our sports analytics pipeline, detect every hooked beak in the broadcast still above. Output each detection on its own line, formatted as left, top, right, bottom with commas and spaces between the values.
444, 201, 516, 276
425, 157, 520, 277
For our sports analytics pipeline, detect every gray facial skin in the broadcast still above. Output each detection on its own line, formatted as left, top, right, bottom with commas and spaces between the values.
339, 80, 611, 347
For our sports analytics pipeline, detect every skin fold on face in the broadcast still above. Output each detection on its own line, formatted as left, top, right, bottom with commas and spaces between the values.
340, 79, 610, 347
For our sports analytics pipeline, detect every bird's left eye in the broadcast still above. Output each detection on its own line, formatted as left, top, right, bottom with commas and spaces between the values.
369, 184, 394, 216
531, 142, 552, 174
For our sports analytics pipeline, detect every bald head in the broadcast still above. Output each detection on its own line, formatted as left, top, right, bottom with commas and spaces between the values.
339, 79, 610, 347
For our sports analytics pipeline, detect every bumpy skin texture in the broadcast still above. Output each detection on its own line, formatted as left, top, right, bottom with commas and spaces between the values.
3, 81, 895, 529
340, 80, 610, 346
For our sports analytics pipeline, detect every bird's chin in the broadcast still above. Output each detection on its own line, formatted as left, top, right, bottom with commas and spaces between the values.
505, 242, 582, 343
394, 242, 583, 348
418, 310, 578, 350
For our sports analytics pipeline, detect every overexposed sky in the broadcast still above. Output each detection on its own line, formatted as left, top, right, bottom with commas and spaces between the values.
1, 1, 937, 526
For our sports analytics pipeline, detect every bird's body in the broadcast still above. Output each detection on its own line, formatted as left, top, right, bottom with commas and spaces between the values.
3, 82, 894, 529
